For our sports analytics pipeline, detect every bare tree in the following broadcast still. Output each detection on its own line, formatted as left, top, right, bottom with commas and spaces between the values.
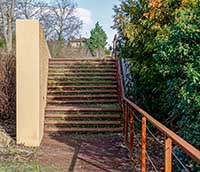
42, 0, 82, 43
15, 0, 82, 42
0, 0, 15, 53
15, 0, 46, 19
0, 0, 82, 53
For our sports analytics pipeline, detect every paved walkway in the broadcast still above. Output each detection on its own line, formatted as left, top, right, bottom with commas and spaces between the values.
36, 135, 133, 172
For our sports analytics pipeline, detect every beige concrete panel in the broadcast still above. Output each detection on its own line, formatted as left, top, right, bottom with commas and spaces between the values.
16, 20, 51, 146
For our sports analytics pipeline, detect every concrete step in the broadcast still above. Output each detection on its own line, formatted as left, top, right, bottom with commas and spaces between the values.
48, 86, 117, 90
45, 120, 121, 125
45, 127, 123, 133
47, 89, 117, 94
47, 99, 118, 104
46, 106, 121, 112
49, 58, 116, 61
48, 81, 117, 85
45, 114, 121, 119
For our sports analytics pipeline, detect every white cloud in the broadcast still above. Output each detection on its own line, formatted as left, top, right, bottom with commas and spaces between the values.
74, 8, 94, 38
75, 8, 93, 25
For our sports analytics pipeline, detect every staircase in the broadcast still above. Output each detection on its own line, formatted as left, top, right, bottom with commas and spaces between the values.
44, 58, 123, 134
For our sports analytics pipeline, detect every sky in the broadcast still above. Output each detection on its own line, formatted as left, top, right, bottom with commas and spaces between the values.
75, 0, 120, 46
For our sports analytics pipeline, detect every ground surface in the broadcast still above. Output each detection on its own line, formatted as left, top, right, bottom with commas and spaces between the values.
36, 134, 133, 172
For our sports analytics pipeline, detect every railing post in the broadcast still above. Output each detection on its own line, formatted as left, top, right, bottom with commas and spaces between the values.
165, 137, 172, 172
141, 116, 146, 172
124, 102, 128, 144
130, 110, 134, 160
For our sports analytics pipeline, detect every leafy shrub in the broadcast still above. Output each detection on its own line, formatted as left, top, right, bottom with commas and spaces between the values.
153, 4, 200, 170
113, 0, 200, 170
0, 39, 5, 48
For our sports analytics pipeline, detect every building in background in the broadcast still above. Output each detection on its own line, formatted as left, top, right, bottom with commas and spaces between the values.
68, 37, 88, 49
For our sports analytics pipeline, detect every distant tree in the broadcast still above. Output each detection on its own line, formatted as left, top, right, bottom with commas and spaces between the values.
15, 0, 82, 43
15, 0, 46, 19
42, 0, 82, 44
88, 22, 107, 57
0, 0, 15, 53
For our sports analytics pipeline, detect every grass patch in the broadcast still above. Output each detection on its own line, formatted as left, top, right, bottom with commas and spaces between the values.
0, 160, 62, 172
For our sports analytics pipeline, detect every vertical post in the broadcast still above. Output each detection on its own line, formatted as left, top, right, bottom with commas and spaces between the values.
116, 60, 122, 107
124, 102, 128, 144
165, 137, 172, 172
130, 110, 134, 160
141, 116, 146, 172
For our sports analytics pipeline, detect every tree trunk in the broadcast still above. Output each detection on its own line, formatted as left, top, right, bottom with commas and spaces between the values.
0, 0, 15, 54
7, 0, 15, 53
7, 17, 13, 53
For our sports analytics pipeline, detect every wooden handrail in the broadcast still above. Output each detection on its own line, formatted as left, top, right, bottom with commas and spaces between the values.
116, 58, 200, 171
124, 97, 200, 162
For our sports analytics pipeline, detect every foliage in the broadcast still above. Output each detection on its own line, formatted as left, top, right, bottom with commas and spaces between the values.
0, 38, 5, 48
113, 0, 199, 170
154, 3, 200, 170
88, 22, 107, 57
113, 0, 182, 119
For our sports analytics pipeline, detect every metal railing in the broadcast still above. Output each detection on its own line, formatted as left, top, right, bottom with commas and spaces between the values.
116, 58, 200, 172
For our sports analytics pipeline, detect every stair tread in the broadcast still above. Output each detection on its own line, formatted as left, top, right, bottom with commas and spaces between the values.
45, 127, 123, 132
47, 94, 118, 98
45, 114, 121, 118
48, 81, 117, 84
48, 73, 116, 75
49, 69, 116, 72
49, 65, 116, 69
47, 99, 118, 104
47, 90, 117, 94
46, 106, 121, 111
48, 76, 116, 78
45, 120, 121, 125
49, 58, 116, 61
49, 62, 116, 64
48, 86, 117, 89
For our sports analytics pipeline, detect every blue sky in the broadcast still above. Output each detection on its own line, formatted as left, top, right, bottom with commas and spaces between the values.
75, 0, 120, 46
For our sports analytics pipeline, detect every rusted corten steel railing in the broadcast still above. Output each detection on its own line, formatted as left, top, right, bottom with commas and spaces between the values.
116, 58, 200, 172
